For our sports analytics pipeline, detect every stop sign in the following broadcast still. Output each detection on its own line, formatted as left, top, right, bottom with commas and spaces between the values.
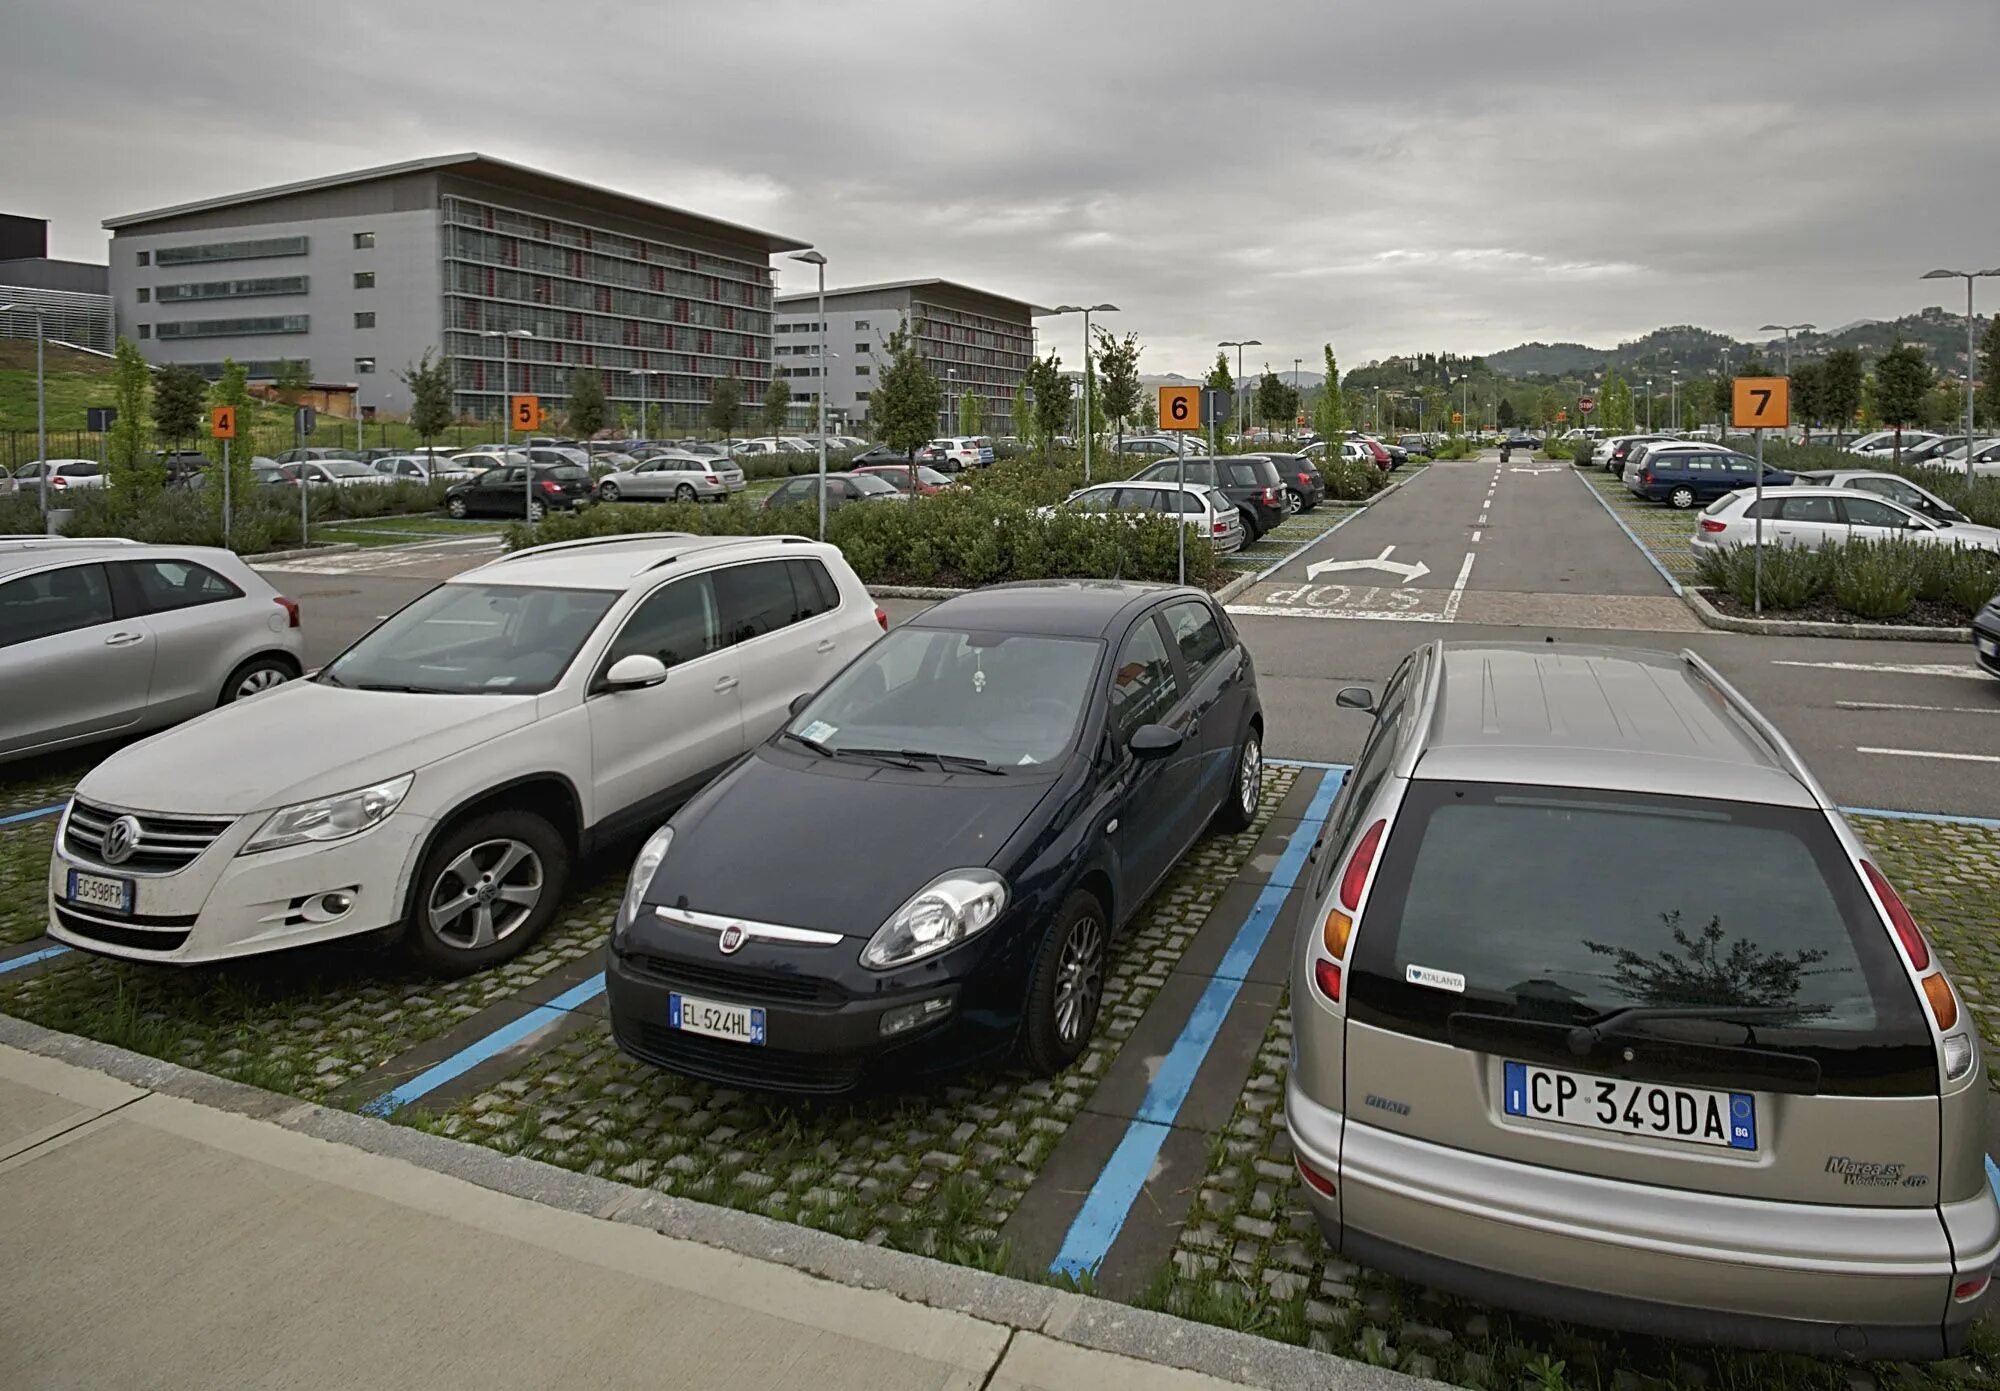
1578, 396, 1596, 414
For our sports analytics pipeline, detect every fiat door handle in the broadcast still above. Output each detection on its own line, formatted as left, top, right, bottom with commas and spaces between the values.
104, 632, 144, 647
816, 639, 836, 653
713, 675, 739, 692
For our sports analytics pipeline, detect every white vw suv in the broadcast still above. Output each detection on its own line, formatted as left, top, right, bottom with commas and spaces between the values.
48, 533, 885, 974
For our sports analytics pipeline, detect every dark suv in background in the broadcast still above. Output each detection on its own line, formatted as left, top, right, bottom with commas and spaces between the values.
1133, 455, 1288, 539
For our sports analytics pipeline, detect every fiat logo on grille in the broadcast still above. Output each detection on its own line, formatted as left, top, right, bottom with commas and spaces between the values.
717, 923, 747, 955
100, 815, 142, 866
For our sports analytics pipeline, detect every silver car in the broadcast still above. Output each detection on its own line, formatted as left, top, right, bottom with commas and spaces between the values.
1289, 642, 1996, 1359
596, 453, 746, 503
0, 538, 305, 764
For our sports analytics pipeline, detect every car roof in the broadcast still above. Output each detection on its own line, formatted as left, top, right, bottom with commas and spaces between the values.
0, 536, 232, 580
910, 579, 1201, 638
460, 532, 838, 590
1412, 643, 1821, 808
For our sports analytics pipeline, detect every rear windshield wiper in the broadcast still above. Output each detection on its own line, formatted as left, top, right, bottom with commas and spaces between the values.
1568, 1005, 1815, 1055
1446, 1008, 1824, 1095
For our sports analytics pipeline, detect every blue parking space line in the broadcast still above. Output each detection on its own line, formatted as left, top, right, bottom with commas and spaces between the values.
1266, 758, 1350, 772
0, 803, 67, 827
360, 976, 606, 1117
1988, 1155, 2000, 1202
1050, 769, 1345, 1278
1841, 805, 2000, 832
1574, 470, 1682, 595
0, 944, 69, 975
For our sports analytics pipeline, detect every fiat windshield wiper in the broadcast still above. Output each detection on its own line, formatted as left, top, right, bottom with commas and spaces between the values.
780, 729, 835, 758
891, 749, 1007, 775
1566, 1005, 1812, 1056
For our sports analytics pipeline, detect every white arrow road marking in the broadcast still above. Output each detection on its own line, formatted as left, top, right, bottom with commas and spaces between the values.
1441, 552, 1477, 622
1509, 465, 1562, 474
1858, 746, 2000, 764
1773, 660, 1985, 681
1305, 545, 1432, 584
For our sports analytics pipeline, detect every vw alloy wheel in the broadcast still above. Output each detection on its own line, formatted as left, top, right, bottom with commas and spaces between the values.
427, 839, 544, 951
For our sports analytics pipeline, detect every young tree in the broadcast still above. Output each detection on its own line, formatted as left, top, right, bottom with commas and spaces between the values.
1312, 345, 1347, 441
761, 374, 792, 435
273, 358, 311, 407
1205, 352, 1234, 434
1789, 361, 1826, 435
1496, 397, 1518, 429
151, 364, 207, 451
872, 325, 945, 486
1977, 319, 2000, 429
401, 350, 456, 454
1022, 351, 1074, 463
1013, 380, 1036, 451
959, 389, 983, 437
564, 367, 608, 440
1094, 329, 1142, 452
707, 373, 743, 437
104, 337, 159, 503
1871, 340, 1935, 465
1137, 394, 1157, 433
1535, 386, 1562, 429
1255, 371, 1287, 436
206, 359, 256, 513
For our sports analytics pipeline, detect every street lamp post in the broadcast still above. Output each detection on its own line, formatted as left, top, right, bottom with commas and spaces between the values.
1055, 305, 1117, 481
1670, 369, 1681, 432
1219, 339, 1260, 449
788, 250, 829, 539
1920, 269, 1999, 483
630, 368, 665, 442
1758, 322, 1816, 377
480, 327, 535, 518
946, 367, 957, 435
1293, 357, 1302, 435
0, 303, 49, 513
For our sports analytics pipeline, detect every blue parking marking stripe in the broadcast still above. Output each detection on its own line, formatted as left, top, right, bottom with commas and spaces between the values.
1573, 469, 1682, 596
1841, 805, 2000, 832
0, 944, 69, 975
1266, 758, 1350, 772
360, 975, 607, 1116
0, 803, 67, 827
1050, 768, 1346, 1278
1988, 1155, 2000, 1203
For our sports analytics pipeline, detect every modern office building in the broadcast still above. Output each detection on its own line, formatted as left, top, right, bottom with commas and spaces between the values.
772, 279, 1047, 435
103, 154, 807, 423
0, 214, 113, 353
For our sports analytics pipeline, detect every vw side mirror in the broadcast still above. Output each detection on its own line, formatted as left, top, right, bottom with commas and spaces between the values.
1335, 686, 1377, 712
604, 654, 668, 690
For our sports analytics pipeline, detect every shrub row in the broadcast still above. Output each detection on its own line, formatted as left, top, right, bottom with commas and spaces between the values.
1756, 441, 2000, 529
508, 489, 1220, 590
1693, 538, 1999, 621
18, 481, 451, 556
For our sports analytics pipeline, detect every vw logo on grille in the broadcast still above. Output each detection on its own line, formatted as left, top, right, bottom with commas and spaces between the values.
717, 923, 747, 955
100, 815, 142, 866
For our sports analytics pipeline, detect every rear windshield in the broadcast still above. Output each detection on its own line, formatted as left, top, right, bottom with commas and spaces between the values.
1223, 459, 1279, 487
1346, 781, 1936, 1095
540, 465, 589, 481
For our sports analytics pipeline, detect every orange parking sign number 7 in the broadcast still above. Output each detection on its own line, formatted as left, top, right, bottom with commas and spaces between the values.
1731, 377, 1789, 429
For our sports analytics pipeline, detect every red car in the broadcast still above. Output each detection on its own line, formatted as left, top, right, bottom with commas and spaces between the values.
1356, 437, 1393, 470
853, 463, 956, 495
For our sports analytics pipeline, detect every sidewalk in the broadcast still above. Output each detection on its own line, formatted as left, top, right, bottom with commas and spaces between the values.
0, 1038, 1420, 1391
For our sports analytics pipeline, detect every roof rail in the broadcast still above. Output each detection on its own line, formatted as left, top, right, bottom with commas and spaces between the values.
1390, 639, 1449, 778
480, 532, 696, 566
0, 535, 145, 552
1678, 649, 1835, 810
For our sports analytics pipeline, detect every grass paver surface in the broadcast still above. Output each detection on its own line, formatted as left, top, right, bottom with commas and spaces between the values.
1579, 467, 1703, 582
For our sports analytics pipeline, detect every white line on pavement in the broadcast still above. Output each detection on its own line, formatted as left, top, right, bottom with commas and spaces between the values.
1441, 552, 1477, 622
1470, 530, 1482, 542
1228, 605, 1447, 623
1477, 513, 1488, 524
1857, 746, 2000, 764
1774, 660, 1985, 681
1837, 700, 2000, 716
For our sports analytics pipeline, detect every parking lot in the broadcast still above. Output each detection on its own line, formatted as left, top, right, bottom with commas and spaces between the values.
4, 449, 1997, 1389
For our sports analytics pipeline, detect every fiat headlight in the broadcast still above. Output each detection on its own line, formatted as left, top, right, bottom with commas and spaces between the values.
861, 870, 1008, 970
621, 826, 674, 933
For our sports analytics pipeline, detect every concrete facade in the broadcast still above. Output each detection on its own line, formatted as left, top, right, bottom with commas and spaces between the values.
104, 155, 805, 423
774, 280, 1046, 437
0, 215, 112, 352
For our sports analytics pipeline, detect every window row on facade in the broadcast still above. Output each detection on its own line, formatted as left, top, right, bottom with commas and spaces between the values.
447, 358, 769, 407
443, 260, 768, 335
443, 301, 767, 370
442, 200, 772, 296
155, 315, 310, 340
152, 275, 310, 303
139, 236, 310, 267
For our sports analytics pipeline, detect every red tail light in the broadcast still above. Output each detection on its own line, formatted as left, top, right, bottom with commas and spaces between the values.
1639, 470, 1653, 485
1296, 1155, 1337, 1198
704, 475, 719, 484
539, 479, 561, 494
1313, 958, 1344, 1002
874, 606, 889, 632
1954, 1272, 1991, 1302
1262, 486, 1279, 505
51, 475, 67, 489
1862, 861, 1929, 970
274, 596, 300, 628
1700, 519, 1727, 533
1339, 819, 1387, 913
1212, 520, 1228, 535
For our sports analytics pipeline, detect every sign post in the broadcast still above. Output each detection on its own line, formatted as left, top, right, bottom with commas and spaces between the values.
1159, 386, 1203, 585
1731, 377, 1791, 615
510, 395, 541, 521
1578, 396, 1595, 416
209, 406, 237, 544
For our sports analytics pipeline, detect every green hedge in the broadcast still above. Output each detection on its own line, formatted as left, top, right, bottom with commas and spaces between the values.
507, 489, 1219, 590
1693, 537, 1998, 621
1429, 437, 1479, 461
18, 480, 450, 556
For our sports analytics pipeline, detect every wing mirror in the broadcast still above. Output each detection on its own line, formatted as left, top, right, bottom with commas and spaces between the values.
1128, 723, 1184, 758
788, 692, 814, 717
603, 654, 668, 690
1335, 686, 1377, 712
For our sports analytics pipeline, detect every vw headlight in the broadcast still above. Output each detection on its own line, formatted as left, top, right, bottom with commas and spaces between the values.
861, 870, 1008, 970
621, 826, 674, 933
240, 774, 413, 854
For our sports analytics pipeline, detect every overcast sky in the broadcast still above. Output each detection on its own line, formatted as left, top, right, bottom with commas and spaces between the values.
7, 0, 1997, 377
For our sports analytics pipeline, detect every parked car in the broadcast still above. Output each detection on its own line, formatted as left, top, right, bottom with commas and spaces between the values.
1289, 641, 1996, 1359
1845, 430, 1940, 458
1042, 480, 1245, 554
1132, 455, 1287, 540
289, 458, 397, 488
679, 443, 733, 461
1497, 435, 1542, 460
928, 437, 996, 470
1924, 439, 2000, 476
449, 450, 532, 474
1630, 446, 1794, 509
851, 445, 921, 467
1898, 435, 1972, 465
595, 453, 745, 503
1974, 593, 2000, 679
1112, 437, 1190, 458
1, 538, 302, 764
760, 471, 905, 512
604, 580, 1264, 1092
1593, 435, 1671, 473
730, 440, 783, 460
444, 464, 593, 520
1792, 470, 1974, 525
45, 533, 885, 969
370, 455, 475, 484
1248, 451, 1325, 514
1691, 486, 2000, 558
525, 446, 594, 472
1352, 436, 1395, 470
8, 459, 106, 495
272, 447, 365, 465
1395, 435, 1436, 460
853, 463, 956, 495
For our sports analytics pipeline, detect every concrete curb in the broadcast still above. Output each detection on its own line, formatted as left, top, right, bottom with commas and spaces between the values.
0, 1014, 1428, 1391
1682, 585, 1972, 643
249, 541, 360, 564
869, 584, 970, 600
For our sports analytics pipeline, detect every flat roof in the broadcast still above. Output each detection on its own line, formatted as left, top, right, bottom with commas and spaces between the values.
775, 278, 1053, 317
103, 153, 809, 253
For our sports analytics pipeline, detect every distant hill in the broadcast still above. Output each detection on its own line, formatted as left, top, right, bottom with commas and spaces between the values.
1483, 342, 1608, 377
1479, 311, 1989, 383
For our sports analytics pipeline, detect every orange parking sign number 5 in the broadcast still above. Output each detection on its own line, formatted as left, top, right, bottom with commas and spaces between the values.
511, 394, 540, 430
